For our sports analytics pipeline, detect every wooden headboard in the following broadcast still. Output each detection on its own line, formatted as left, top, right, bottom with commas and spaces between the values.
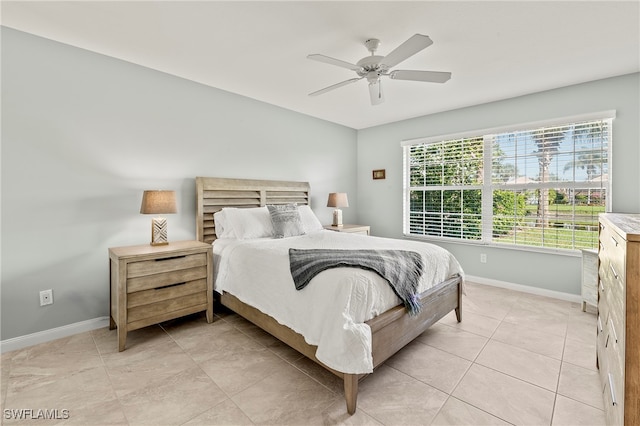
195, 177, 311, 244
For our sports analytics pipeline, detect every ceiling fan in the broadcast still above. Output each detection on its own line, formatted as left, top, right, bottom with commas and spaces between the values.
307, 34, 451, 105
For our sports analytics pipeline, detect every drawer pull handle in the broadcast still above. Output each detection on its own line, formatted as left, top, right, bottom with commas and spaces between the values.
609, 318, 618, 343
609, 263, 619, 280
155, 255, 186, 262
608, 373, 617, 406
599, 281, 605, 292
597, 316, 603, 333
610, 236, 618, 247
155, 282, 186, 290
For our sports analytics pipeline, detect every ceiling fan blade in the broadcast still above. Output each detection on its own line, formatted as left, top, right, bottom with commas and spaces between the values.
368, 80, 384, 105
309, 77, 362, 97
307, 54, 362, 71
390, 70, 452, 83
381, 34, 433, 69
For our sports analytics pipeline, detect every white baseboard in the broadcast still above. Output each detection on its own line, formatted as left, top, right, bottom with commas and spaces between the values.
465, 274, 582, 304
1, 317, 110, 353
0, 277, 581, 353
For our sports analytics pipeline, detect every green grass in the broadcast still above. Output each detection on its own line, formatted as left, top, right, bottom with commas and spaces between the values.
493, 226, 599, 250
524, 204, 604, 215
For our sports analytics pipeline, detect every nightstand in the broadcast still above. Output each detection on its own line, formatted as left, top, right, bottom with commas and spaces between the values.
324, 224, 370, 235
109, 240, 213, 351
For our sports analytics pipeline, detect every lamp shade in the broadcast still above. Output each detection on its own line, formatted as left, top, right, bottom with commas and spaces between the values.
140, 190, 177, 214
327, 192, 349, 208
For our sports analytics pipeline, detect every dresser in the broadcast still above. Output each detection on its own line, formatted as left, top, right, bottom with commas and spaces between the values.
109, 240, 213, 351
596, 214, 640, 426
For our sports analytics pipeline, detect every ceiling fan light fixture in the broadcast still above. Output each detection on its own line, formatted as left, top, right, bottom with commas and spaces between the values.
365, 71, 380, 84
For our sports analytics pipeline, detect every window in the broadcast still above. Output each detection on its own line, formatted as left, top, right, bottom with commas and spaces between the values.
403, 114, 612, 251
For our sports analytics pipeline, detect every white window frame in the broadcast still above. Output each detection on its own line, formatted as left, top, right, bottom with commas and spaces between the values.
402, 111, 615, 253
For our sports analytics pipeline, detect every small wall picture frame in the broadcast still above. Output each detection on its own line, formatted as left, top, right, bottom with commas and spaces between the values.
372, 169, 386, 180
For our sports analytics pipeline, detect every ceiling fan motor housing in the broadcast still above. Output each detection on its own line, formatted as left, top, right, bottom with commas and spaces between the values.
356, 56, 387, 80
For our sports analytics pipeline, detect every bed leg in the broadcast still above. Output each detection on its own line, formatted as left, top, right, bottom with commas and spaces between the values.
455, 280, 462, 323
344, 374, 358, 415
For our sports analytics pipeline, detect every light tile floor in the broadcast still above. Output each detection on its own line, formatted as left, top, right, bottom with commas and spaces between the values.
1, 282, 606, 425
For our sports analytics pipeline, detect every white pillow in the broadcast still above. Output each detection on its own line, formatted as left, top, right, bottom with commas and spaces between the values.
224, 206, 275, 239
213, 209, 236, 239
298, 205, 324, 233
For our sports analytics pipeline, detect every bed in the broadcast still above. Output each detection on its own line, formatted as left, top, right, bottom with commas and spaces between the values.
195, 176, 463, 414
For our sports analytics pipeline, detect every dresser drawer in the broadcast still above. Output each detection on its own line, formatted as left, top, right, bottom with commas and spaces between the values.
599, 226, 626, 286
603, 371, 624, 426
596, 314, 609, 385
597, 281, 609, 323
607, 308, 625, 363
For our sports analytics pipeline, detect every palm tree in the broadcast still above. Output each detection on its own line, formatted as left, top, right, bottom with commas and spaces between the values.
563, 121, 607, 204
532, 128, 565, 227
565, 122, 607, 179
563, 151, 604, 181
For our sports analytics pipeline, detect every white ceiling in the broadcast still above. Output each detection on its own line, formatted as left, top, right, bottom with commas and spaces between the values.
2, 1, 639, 129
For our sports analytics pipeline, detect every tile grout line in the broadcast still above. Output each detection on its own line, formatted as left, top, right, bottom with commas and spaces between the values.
89, 329, 132, 426
158, 323, 236, 426
439, 299, 517, 425
217, 314, 343, 422
549, 329, 570, 426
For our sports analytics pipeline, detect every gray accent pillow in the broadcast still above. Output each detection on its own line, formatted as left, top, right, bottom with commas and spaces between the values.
267, 204, 305, 238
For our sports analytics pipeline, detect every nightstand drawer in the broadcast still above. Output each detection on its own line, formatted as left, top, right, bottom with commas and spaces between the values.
127, 291, 207, 325
127, 265, 208, 292
127, 253, 208, 278
128, 278, 208, 308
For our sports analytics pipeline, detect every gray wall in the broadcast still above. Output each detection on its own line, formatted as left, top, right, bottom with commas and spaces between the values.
356, 72, 640, 295
3, 25, 639, 342
1, 28, 357, 340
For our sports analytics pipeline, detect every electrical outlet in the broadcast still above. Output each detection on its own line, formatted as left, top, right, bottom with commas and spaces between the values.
39, 289, 53, 306
480, 253, 487, 263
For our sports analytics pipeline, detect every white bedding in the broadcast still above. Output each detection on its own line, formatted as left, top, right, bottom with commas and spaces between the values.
213, 230, 464, 374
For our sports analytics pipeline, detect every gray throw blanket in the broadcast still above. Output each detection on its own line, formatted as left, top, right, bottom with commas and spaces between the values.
288, 248, 424, 316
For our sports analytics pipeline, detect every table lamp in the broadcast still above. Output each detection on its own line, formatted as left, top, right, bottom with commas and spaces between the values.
327, 192, 349, 227
140, 190, 177, 246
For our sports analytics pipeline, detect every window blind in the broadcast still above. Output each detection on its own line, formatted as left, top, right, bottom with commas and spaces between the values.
403, 115, 612, 252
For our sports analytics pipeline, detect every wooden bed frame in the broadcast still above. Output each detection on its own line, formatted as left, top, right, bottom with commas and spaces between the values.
195, 176, 462, 414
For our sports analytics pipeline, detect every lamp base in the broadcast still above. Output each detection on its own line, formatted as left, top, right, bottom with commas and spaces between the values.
332, 209, 343, 227
150, 217, 169, 246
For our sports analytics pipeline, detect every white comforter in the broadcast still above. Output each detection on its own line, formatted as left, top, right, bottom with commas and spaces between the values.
213, 230, 464, 374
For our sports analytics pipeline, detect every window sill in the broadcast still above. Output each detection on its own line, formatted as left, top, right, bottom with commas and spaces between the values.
402, 234, 583, 257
